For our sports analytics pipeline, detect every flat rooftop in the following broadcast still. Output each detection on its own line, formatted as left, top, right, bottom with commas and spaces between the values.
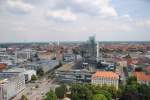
57, 62, 74, 71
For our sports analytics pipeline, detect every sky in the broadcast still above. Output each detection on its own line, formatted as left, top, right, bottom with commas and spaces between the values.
0, 0, 150, 43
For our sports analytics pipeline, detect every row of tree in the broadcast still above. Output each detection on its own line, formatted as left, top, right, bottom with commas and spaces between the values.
44, 76, 150, 100
120, 76, 150, 100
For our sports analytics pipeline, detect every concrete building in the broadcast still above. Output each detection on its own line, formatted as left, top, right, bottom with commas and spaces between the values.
55, 63, 93, 83
0, 52, 15, 65
63, 53, 75, 62
0, 79, 16, 100
22, 70, 36, 82
97, 41, 100, 62
25, 60, 59, 73
92, 71, 119, 89
15, 49, 36, 63
88, 36, 96, 57
0, 73, 25, 100
3, 68, 36, 82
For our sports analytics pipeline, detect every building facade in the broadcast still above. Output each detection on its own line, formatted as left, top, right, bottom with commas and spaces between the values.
92, 71, 119, 89
133, 72, 150, 85
0, 73, 25, 100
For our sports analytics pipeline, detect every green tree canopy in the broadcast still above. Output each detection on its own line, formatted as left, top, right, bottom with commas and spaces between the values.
127, 76, 137, 85
96, 90, 112, 100
92, 94, 107, 100
55, 84, 66, 99
44, 90, 57, 100
70, 84, 92, 100
31, 74, 37, 81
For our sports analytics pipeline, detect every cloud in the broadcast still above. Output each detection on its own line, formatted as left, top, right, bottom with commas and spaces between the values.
86, 0, 118, 17
6, 0, 34, 13
135, 19, 150, 28
0, 0, 150, 42
47, 8, 77, 21
12, 26, 27, 32
50, 0, 118, 17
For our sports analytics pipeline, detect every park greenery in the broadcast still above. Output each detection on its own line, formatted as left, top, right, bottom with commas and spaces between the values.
31, 74, 38, 81
44, 90, 57, 100
44, 76, 150, 100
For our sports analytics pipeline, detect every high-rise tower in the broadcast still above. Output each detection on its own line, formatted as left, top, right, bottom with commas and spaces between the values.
97, 41, 100, 62
88, 36, 96, 57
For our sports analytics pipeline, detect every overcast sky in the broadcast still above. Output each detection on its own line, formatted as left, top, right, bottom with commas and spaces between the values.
0, 0, 150, 43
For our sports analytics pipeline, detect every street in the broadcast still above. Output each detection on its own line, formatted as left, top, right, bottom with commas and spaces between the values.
12, 77, 58, 100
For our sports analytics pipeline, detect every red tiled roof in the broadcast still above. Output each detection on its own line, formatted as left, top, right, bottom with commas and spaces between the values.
145, 66, 150, 72
133, 72, 150, 82
92, 71, 119, 79
0, 63, 6, 70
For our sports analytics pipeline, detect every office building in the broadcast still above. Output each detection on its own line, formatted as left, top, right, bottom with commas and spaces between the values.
0, 73, 25, 100
2, 68, 36, 82
92, 71, 119, 89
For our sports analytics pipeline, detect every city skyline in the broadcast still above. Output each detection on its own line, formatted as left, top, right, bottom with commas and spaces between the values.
0, 0, 150, 43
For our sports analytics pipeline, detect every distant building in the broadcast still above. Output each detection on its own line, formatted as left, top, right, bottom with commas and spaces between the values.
88, 36, 96, 57
0, 52, 15, 65
63, 53, 75, 62
145, 66, 150, 74
15, 49, 36, 63
91, 71, 119, 89
0, 73, 25, 100
117, 60, 127, 67
133, 72, 150, 85
2, 68, 36, 82
0, 64, 6, 71
25, 60, 59, 73
22, 70, 36, 82
55, 63, 92, 83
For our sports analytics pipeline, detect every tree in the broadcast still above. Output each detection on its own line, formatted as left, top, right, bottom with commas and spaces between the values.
55, 84, 66, 99
96, 90, 112, 100
20, 95, 28, 100
37, 68, 44, 76
31, 74, 37, 81
92, 94, 107, 100
125, 84, 139, 93
138, 84, 150, 100
84, 84, 112, 100
119, 92, 145, 100
70, 84, 92, 100
44, 90, 57, 100
120, 76, 150, 100
126, 76, 137, 85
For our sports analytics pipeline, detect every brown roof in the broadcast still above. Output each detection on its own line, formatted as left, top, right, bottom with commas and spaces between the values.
0, 63, 6, 70
145, 66, 150, 72
133, 72, 150, 82
92, 71, 119, 79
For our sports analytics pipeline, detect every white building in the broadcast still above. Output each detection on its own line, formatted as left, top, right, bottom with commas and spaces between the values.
0, 73, 25, 100
23, 70, 36, 82
3, 68, 36, 82
15, 49, 36, 63
25, 60, 59, 73
63, 53, 75, 62
92, 71, 119, 89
